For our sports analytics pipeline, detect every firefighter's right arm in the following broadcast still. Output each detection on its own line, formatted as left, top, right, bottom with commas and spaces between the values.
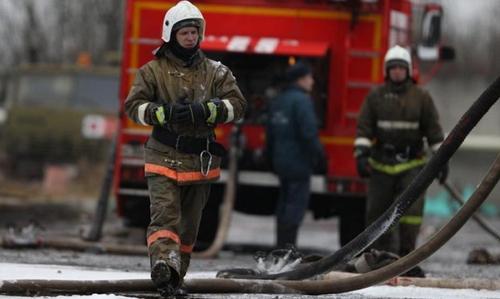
354, 93, 375, 177
124, 66, 179, 126
354, 92, 375, 151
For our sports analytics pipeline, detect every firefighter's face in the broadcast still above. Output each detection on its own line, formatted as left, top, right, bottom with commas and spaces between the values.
297, 73, 314, 93
388, 65, 408, 83
175, 26, 199, 48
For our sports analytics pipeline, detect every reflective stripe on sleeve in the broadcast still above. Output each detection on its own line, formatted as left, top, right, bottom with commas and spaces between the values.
137, 103, 149, 126
377, 120, 419, 130
222, 99, 234, 123
147, 229, 180, 247
354, 137, 372, 147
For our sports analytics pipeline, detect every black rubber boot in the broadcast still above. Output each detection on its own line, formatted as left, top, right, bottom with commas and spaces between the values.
151, 260, 175, 297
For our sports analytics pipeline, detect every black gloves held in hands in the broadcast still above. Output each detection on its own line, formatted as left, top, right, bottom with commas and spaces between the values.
150, 100, 210, 126
151, 98, 224, 127
174, 102, 209, 126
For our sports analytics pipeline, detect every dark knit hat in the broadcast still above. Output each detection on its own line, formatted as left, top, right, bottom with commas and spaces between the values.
172, 18, 201, 32
385, 58, 409, 70
285, 61, 312, 83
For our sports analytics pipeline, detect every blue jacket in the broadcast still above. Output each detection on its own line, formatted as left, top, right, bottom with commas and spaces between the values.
266, 85, 323, 180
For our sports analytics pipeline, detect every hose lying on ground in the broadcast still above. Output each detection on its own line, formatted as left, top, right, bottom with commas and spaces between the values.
218, 75, 500, 280
1, 152, 499, 295
443, 181, 500, 242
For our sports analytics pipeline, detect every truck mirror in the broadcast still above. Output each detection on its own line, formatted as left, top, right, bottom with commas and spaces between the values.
420, 4, 442, 48
417, 4, 454, 62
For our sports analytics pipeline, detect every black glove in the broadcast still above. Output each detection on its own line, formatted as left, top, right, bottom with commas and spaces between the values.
175, 102, 209, 126
354, 146, 371, 178
437, 163, 449, 184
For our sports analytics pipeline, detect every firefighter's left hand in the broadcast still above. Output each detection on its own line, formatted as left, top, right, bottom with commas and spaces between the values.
437, 163, 449, 184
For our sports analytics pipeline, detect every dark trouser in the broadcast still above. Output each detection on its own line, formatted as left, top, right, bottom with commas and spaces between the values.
146, 175, 210, 285
366, 167, 425, 256
276, 178, 311, 248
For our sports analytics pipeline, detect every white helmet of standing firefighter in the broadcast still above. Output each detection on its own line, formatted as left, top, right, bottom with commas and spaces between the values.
161, 1, 205, 43
383, 45, 412, 78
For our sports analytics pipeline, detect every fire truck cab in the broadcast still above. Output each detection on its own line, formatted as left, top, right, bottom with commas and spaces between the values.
117, 0, 451, 247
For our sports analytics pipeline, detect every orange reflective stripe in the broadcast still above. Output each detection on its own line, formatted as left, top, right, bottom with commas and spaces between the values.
177, 168, 220, 182
145, 163, 220, 183
180, 243, 194, 253
147, 229, 180, 247
145, 163, 177, 180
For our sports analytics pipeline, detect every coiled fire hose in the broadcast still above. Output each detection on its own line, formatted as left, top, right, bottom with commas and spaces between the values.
1, 77, 499, 296
1, 152, 499, 296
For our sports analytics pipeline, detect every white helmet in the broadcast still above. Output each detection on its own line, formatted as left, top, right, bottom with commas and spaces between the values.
161, 1, 205, 43
384, 45, 412, 77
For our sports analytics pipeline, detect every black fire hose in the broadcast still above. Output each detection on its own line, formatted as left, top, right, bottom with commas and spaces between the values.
221, 76, 500, 280
1, 152, 499, 295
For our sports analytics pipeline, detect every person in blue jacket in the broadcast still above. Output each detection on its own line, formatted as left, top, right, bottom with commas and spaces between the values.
266, 61, 325, 248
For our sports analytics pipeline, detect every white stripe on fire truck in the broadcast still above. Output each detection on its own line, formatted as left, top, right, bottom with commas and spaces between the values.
222, 99, 234, 123
227, 36, 251, 52
377, 120, 419, 130
137, 103, 149, 126
254, 37, 279, 54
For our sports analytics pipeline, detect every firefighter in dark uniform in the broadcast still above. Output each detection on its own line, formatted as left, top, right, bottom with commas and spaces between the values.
124, 1, 246, 296
266, 62, 325, 248
354, 45, 448, 257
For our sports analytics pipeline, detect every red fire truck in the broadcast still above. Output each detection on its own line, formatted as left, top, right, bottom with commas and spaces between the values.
116, 0, 452, 247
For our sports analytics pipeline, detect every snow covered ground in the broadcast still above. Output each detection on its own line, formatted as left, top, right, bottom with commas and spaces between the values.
2, 262, 500, 299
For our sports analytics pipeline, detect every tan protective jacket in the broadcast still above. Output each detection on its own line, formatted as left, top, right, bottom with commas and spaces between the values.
125, 50, 246, 184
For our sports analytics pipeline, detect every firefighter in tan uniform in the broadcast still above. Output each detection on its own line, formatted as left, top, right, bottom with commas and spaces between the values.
124, 1, 246, 296
354, 45, 447, 258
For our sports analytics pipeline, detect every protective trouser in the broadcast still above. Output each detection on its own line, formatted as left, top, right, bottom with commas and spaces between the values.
276, 178, 311, 248
146, 175, 210, 285
366, 166, 424, 256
